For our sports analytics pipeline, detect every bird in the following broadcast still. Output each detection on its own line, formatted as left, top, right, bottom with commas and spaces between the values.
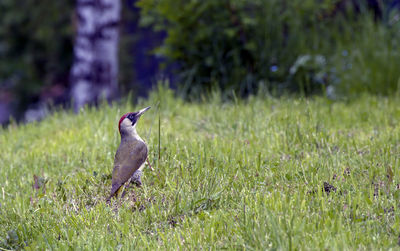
108, 106, 151, 199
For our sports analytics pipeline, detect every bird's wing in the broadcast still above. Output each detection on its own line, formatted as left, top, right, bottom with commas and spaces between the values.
110, 141, 148, 196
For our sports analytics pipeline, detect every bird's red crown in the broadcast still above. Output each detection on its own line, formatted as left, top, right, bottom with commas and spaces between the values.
118, 113, 131, 133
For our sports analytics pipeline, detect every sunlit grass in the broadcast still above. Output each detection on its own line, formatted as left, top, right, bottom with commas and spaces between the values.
1, 90, 400, 249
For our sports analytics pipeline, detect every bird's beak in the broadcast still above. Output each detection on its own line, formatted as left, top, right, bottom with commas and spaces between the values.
137, 106, 151, 116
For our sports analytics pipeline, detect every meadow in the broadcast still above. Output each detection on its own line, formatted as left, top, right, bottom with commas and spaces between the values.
1, 90, 400, 250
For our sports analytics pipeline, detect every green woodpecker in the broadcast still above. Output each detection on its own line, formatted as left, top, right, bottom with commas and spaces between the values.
109, 106, 151, 198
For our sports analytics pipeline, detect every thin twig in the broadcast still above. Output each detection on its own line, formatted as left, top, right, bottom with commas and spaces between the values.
146, 158, 154, 171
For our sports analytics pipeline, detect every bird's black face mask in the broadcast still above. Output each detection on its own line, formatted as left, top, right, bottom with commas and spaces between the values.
127, 112, 139, 126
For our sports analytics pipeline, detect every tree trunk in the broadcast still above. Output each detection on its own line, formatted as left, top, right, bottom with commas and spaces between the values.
70, 0, 120, 112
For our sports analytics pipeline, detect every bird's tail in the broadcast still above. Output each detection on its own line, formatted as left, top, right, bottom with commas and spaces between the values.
107, 183, 124, 202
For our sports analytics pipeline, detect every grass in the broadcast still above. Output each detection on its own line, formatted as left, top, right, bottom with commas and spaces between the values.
0, 89, 400, 250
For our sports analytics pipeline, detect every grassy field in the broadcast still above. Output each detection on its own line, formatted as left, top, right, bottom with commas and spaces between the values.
1, 90, 400, 250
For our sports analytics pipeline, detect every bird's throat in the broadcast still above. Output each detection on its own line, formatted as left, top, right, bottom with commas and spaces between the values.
121, 126, 144, 142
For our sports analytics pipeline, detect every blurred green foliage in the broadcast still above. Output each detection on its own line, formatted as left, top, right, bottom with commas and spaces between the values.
331, 17, 400, 96
0, 0, 399, 118
137, 0, 400, 98
0, 0, 74, 113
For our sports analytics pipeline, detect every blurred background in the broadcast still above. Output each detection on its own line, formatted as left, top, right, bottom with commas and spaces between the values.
0, 0, 399, 124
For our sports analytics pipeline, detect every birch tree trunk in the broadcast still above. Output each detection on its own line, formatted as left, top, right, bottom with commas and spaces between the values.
70, 0, 120, 112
